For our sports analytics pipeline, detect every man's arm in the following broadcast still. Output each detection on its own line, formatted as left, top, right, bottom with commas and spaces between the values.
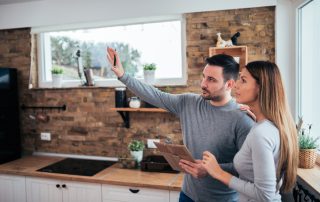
119, 73, 183, 115
107, 47, 183, 115
219, 113, 255, 176
235, 112, 255, 150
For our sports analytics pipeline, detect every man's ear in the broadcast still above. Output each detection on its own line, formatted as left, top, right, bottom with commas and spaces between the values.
225, 79, 235, 90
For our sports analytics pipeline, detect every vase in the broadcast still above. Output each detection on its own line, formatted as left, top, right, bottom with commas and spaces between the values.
299, 149, 317, 169
130, 150, 143, 164
143, 70, 155, 84
52, 74, 63, 88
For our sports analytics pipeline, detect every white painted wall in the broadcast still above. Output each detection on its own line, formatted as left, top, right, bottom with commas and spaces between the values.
275, 0, 309, 118
0, 0, 306, 117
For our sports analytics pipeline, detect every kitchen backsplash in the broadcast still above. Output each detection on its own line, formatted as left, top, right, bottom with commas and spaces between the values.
0, 6, 275, 157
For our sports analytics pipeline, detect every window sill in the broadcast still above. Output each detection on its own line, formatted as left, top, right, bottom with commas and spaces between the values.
33, 77, 188, 90
296, 153, 320, 195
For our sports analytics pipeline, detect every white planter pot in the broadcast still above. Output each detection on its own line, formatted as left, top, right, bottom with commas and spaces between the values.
52, 74, 63, 88
143, 70, 155, 84
130, 150, 143, 164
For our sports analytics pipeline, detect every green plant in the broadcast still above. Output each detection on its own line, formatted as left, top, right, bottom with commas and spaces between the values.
128, 140, 145, 151
51, 67, 64, 74
143, 63, 157, 71
297, 117, 319, 149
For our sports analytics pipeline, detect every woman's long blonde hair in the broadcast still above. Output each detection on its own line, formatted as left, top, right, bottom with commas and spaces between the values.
246, 61, 298, 192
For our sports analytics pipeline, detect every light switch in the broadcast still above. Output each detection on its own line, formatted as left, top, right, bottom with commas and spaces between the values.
40, 132, 51, 141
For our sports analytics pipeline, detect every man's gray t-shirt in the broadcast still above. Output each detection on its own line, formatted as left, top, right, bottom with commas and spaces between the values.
119, 73, 254, 202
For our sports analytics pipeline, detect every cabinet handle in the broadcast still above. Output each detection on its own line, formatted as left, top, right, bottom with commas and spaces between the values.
56, 184, 60, 188
62, 184, 67, 188
129, 188, 140, 194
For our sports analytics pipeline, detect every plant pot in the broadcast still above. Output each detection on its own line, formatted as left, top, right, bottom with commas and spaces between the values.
143, 70, 155, 84
52, 74, 63, 88
130, 150, 143, 164
299, 149, 317, 169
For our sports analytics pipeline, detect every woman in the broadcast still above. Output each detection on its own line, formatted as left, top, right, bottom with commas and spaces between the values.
202, 61, 298, 201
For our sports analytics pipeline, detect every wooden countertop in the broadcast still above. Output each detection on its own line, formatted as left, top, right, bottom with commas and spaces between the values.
0, 156, 183, 191
297, 164, 320, 194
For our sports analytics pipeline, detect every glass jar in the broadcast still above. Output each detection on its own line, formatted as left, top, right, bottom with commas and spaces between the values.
128, 97, 141, 108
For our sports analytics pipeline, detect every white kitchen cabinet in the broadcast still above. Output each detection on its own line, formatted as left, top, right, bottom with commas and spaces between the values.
62, 180, 101, 202
0, 174, 26, 202
26, 177, 63, 202
169, 191, 180, 202
102, 184, 170, 202
26, 177, 101, 202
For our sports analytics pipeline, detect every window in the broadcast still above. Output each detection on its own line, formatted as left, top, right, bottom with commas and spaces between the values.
35, 17, 186, 88
297, 0, 320, 140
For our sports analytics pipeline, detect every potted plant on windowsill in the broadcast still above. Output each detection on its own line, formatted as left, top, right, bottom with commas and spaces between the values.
51, 67, 64, 88
297, 117, 319, 169
128, 140, 145, 165
143, 63, 157, 84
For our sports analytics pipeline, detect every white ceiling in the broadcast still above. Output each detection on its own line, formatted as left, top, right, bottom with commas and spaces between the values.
0, 0, 43, 5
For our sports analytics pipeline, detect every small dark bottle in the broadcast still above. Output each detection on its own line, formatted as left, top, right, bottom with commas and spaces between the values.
115, 87, 127, 108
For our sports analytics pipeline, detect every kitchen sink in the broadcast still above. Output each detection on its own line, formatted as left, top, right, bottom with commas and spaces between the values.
37, 158, 116, 176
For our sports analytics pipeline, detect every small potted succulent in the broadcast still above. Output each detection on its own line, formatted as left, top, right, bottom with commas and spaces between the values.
51, 67, 64, 88
297, 117, 319, 169
128, 140, 145, 164
143, 63, 157, 84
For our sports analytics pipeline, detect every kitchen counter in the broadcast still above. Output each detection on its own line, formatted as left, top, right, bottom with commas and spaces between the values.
297, 164, 320, 194
0, 155, 183, 191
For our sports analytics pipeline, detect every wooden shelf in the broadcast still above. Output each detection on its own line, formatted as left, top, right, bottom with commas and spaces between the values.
110, 107, 168, 128
209, 46, 248, 71
110, 108, 167, 112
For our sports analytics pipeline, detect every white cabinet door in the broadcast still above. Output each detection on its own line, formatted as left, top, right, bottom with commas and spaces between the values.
102, 184, 170, 202
62, 180, 101, 202
26, 177, 62, 202
0, 174, 26, 202
169, 191, 180, 202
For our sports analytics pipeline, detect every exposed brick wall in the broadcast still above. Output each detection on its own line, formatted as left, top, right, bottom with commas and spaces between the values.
0, 6, 275, 158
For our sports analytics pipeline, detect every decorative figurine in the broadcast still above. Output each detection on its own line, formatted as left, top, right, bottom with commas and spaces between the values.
231, 32, 241, 46
216, 33, 233, 48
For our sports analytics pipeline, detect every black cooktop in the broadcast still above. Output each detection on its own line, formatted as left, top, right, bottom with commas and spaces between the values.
37, 158, 116, 176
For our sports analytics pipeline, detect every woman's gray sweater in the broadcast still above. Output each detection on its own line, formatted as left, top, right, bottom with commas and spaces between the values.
230, 120, 282, 202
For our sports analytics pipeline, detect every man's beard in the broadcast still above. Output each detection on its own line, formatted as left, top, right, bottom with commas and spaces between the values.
201, 87, 225, 102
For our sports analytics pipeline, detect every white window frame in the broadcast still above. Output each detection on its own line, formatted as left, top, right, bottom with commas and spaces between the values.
296, 0, 320, 153
32, 15, 187, 88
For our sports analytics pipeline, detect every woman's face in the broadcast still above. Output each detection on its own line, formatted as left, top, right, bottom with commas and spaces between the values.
234, 68, 260, 105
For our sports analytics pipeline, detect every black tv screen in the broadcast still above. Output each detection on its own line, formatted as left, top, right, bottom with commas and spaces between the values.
0, 69, 10, 89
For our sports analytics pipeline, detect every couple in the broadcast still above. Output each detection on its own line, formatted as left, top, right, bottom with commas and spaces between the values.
106, 48, 298, 202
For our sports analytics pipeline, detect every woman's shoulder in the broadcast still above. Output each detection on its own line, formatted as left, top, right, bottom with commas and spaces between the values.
249, 120, 280, 145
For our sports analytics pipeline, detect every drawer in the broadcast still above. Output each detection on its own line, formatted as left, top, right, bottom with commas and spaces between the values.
102, 184, 169, 202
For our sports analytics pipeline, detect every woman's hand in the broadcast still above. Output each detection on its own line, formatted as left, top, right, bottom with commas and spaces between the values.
202, 151, 233, 185
106, 47, 125, 78
202, 151, 222, 179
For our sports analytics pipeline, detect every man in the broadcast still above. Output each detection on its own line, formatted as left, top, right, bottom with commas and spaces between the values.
107, 48, 254, 202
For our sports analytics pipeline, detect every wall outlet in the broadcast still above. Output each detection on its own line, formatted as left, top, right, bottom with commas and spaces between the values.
40, 132, 51, 141
147, 139, 160, 149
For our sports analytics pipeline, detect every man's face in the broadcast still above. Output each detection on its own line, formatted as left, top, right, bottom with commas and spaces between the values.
200, 65, 228, 101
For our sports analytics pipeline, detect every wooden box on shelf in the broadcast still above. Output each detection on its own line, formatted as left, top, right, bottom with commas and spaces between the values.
209, 46, 248, 71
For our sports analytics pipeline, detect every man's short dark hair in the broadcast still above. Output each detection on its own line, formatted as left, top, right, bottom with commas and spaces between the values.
205, 54, 239, 81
